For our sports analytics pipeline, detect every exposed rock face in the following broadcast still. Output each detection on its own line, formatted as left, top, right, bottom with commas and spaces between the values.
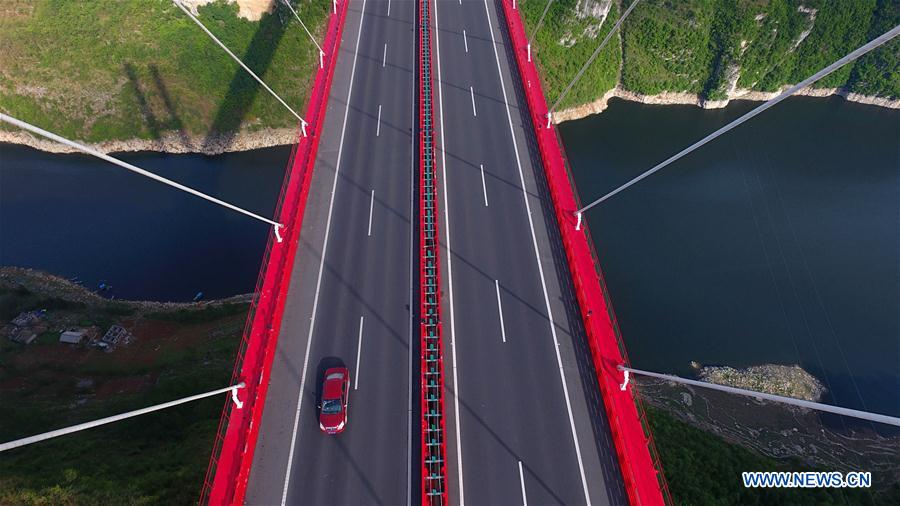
792, 6, 818, 51
575, 0, 611, 40
552, 85, 900, 123
575, 0, 611, 21
698, 364, 826, 402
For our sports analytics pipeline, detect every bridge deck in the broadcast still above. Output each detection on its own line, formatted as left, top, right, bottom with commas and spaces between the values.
434, 1, 625, 504
246, 1, 416, 504
245, 1, 626, 504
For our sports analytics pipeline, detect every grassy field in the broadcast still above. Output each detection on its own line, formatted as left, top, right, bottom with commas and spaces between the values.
0, 0, 328, 143
0, 277, 244, 504
520, 0, 900, 109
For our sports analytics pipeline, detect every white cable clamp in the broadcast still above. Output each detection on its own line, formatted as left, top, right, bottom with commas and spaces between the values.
527, 42, 531, 62
619, 368, 630, 391
545, 111, 552, 129
274, 224, 284, 243
301, 119, 309, 138
231, 386, 244, 409
333, 0, 337, 14
319, 49, 325, 69
575, 211, 582, 231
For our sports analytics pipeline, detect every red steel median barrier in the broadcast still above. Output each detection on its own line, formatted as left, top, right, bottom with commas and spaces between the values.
199, 2, 349, 504
497, 1, 670, 504
419, 0, 448, 504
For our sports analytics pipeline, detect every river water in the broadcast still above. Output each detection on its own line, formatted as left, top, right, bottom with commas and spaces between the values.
559, 96, 899, 419
0, 143, 289, 302
2, 97, 897, 419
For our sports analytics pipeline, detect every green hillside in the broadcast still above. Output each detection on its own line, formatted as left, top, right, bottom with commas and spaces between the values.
521, 0, 899, 110
0, 0, 328, 143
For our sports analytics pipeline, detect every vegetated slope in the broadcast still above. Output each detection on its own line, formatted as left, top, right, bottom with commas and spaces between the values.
522, 0, 899, 110
648, 407, 900, 505
520, 0, 622, 110
0, 269, 246, 504
0, 0, 327, 144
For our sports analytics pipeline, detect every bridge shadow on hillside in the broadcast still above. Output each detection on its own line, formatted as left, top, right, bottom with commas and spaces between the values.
200, 6, 292, 152
123, 62, 194, 150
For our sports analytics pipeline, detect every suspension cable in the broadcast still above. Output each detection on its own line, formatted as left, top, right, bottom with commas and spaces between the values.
550, 0, 641, 113
530, 0, 554, 43
577, 23, 900, 215
280, 0, 324, 55
172, 0, 307, 133
0, 383, 246, 452
620, 366, 900, 427
0, 113, 283, 231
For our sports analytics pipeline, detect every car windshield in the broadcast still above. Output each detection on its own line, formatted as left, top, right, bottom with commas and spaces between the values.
321, 398, 342, 414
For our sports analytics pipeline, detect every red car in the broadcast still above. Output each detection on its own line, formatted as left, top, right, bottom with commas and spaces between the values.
318, 367, 350, 434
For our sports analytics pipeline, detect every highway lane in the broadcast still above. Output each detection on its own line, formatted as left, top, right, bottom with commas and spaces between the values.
246, 1, 417, 504
433, 1, 627, 504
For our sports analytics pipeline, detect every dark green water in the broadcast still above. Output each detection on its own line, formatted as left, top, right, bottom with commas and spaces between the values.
559, 96, 899, 419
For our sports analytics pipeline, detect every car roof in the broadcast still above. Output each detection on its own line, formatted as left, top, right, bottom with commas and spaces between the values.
322, 368, 347, 399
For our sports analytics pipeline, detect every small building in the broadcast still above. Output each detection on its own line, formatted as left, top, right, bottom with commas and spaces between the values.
59, 330, 85, 345
10, 327, 38, 345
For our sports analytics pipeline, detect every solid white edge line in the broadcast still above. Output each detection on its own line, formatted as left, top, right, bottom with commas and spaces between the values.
383, 43, 388, 67
280, 1, 368, 504
479, 163, 489, 206
368, 189, 375, 236
463, 29, 468, 53
518, 461, 528, 506
495, 280, 507, 343
480, 1, 592, 504
355, 316, 364, 390
376, 104, 383, 137
433, 0, 465, 504
407, 59, 416, 506
470, 86, 477, 116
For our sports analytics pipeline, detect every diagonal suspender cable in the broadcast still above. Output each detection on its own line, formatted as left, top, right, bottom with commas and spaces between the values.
280, 0, 324, 55
173, 0, 307, 132
550, 0, 641, 113
0, 113, 282, 229
577, 23, 900, 215
531, 0, 554, 42
620, 366, 900, 427
0, 383, 246, 452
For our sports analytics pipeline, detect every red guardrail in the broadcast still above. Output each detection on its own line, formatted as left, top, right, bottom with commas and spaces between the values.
419, 0, 448, 503
199, 2, 350, 504
497, 1, 669, 504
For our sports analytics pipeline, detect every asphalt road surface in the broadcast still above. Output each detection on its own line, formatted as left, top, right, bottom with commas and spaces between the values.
246, 1, 417, 504
433, 1, 627, 504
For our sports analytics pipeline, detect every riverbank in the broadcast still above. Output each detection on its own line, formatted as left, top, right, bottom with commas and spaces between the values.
0, 267, 251, 310
0, 127, 298, 155
4, 86, 897, 153
553, 86, 900, 123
